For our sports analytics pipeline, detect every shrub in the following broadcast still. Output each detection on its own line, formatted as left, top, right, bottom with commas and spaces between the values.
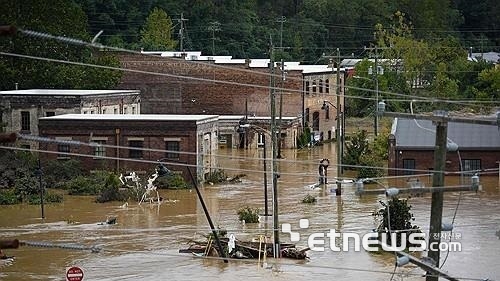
27, 192, 63, 205
205, 169, 228, 184
373, 197, 421, 248
0, 189, 20, 205
44, 159, 83, 189
95, 173, 127, 203
65, 175, 101, 195
237, 206, 260, 223
155, 173, 189, 189
301, 194, 317, 204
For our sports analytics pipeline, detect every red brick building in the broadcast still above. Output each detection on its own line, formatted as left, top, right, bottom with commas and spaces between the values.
388, 118, 500, 178
115, 51, 345, 144
38, 114, 219, 183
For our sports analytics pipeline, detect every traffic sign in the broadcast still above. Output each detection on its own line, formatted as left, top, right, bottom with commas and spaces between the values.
66, 266, 84, 281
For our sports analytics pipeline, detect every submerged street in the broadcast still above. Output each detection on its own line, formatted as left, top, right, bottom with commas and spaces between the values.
1, 143, 499, 280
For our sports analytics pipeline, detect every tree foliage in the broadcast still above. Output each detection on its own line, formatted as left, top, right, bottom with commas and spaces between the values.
0, 0, 122, 90
140, 7, 177, 51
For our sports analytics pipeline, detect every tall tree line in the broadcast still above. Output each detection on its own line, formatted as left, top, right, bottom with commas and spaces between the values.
77, 0, 499, 61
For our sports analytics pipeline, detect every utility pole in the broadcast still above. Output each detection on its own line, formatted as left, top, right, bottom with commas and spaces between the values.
427, 116, 448, 281
375, 109, 498, 280
322, 49, 348, 181
277, 59, 285, 159
276, 16, 286, 49
365, 45, 387, 136
335, 49, 342, 192
208, 21, 221, 56
269, 36, 280, 258
177, 13, 188, 52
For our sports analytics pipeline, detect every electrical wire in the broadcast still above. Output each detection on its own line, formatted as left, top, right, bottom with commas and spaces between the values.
9, 28, 500, 108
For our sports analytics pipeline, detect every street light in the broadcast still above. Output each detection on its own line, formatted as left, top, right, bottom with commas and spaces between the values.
321, 100, 343, 194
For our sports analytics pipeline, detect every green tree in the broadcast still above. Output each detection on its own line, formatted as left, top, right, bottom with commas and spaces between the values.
343, 130, 370, 169
373, 197, 421, 247
0, 0, 121, 90
140, 7, 177, 51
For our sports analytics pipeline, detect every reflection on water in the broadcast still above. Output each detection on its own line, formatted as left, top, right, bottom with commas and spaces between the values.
1, 144, 499, 280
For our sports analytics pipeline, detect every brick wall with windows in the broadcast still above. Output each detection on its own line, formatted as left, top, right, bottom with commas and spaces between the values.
116, 53, 303, 117
38, 117, 215, 183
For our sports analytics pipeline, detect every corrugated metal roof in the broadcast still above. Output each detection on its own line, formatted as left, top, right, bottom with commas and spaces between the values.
394, 118, 500, 149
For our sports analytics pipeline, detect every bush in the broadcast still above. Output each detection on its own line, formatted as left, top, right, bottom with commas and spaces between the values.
301, 194, 317, 204
95, 172, 127, 203
65, 175, 101, 195
155, 173, 189, 189
0, 189, 20, 205
358, 153, 384, 179
14, 175, 41, 200
205, 169, 228, 184
373, 197, 421, 248
44, 159, 83, 189
27, 192, 63, 205
237, 206, 260, 223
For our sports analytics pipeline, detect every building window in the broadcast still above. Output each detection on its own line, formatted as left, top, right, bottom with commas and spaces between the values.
462, 159, 481, 175
319, 79, 323, 93
165, 141, 180, 159
94, 140, 106, 157
129, 140, 143, 158
46, 111, 55, 117
132, 106, 136, 114
326, 79, 330, 93
57, 144, 70, 159
102, 109, 106, 114
305, 81, 310, 95
21, 111, 30, 131
325, 106, 330, 120
312, 111, 320, 131
312, 80, 317, 93
305, 108, 310, 125
403, 159, 416, 175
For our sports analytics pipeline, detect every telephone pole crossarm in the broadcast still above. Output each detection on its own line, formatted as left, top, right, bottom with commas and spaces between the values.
356, 184, 479, 196
381, 112, 499, 126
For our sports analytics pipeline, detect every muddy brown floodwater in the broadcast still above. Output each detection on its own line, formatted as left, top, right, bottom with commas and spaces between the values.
1, 143, 499, 280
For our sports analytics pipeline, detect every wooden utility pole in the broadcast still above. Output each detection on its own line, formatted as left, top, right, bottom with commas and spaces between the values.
269, 37, 280, 258
177, 13, 188, 52
375, 110, 498, 279
427, 119, 447, 281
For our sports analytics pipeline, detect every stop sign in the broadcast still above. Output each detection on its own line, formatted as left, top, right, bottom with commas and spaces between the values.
66, 266, 84, 281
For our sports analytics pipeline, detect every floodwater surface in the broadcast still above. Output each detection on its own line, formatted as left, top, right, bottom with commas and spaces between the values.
1, 144, 499, 280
